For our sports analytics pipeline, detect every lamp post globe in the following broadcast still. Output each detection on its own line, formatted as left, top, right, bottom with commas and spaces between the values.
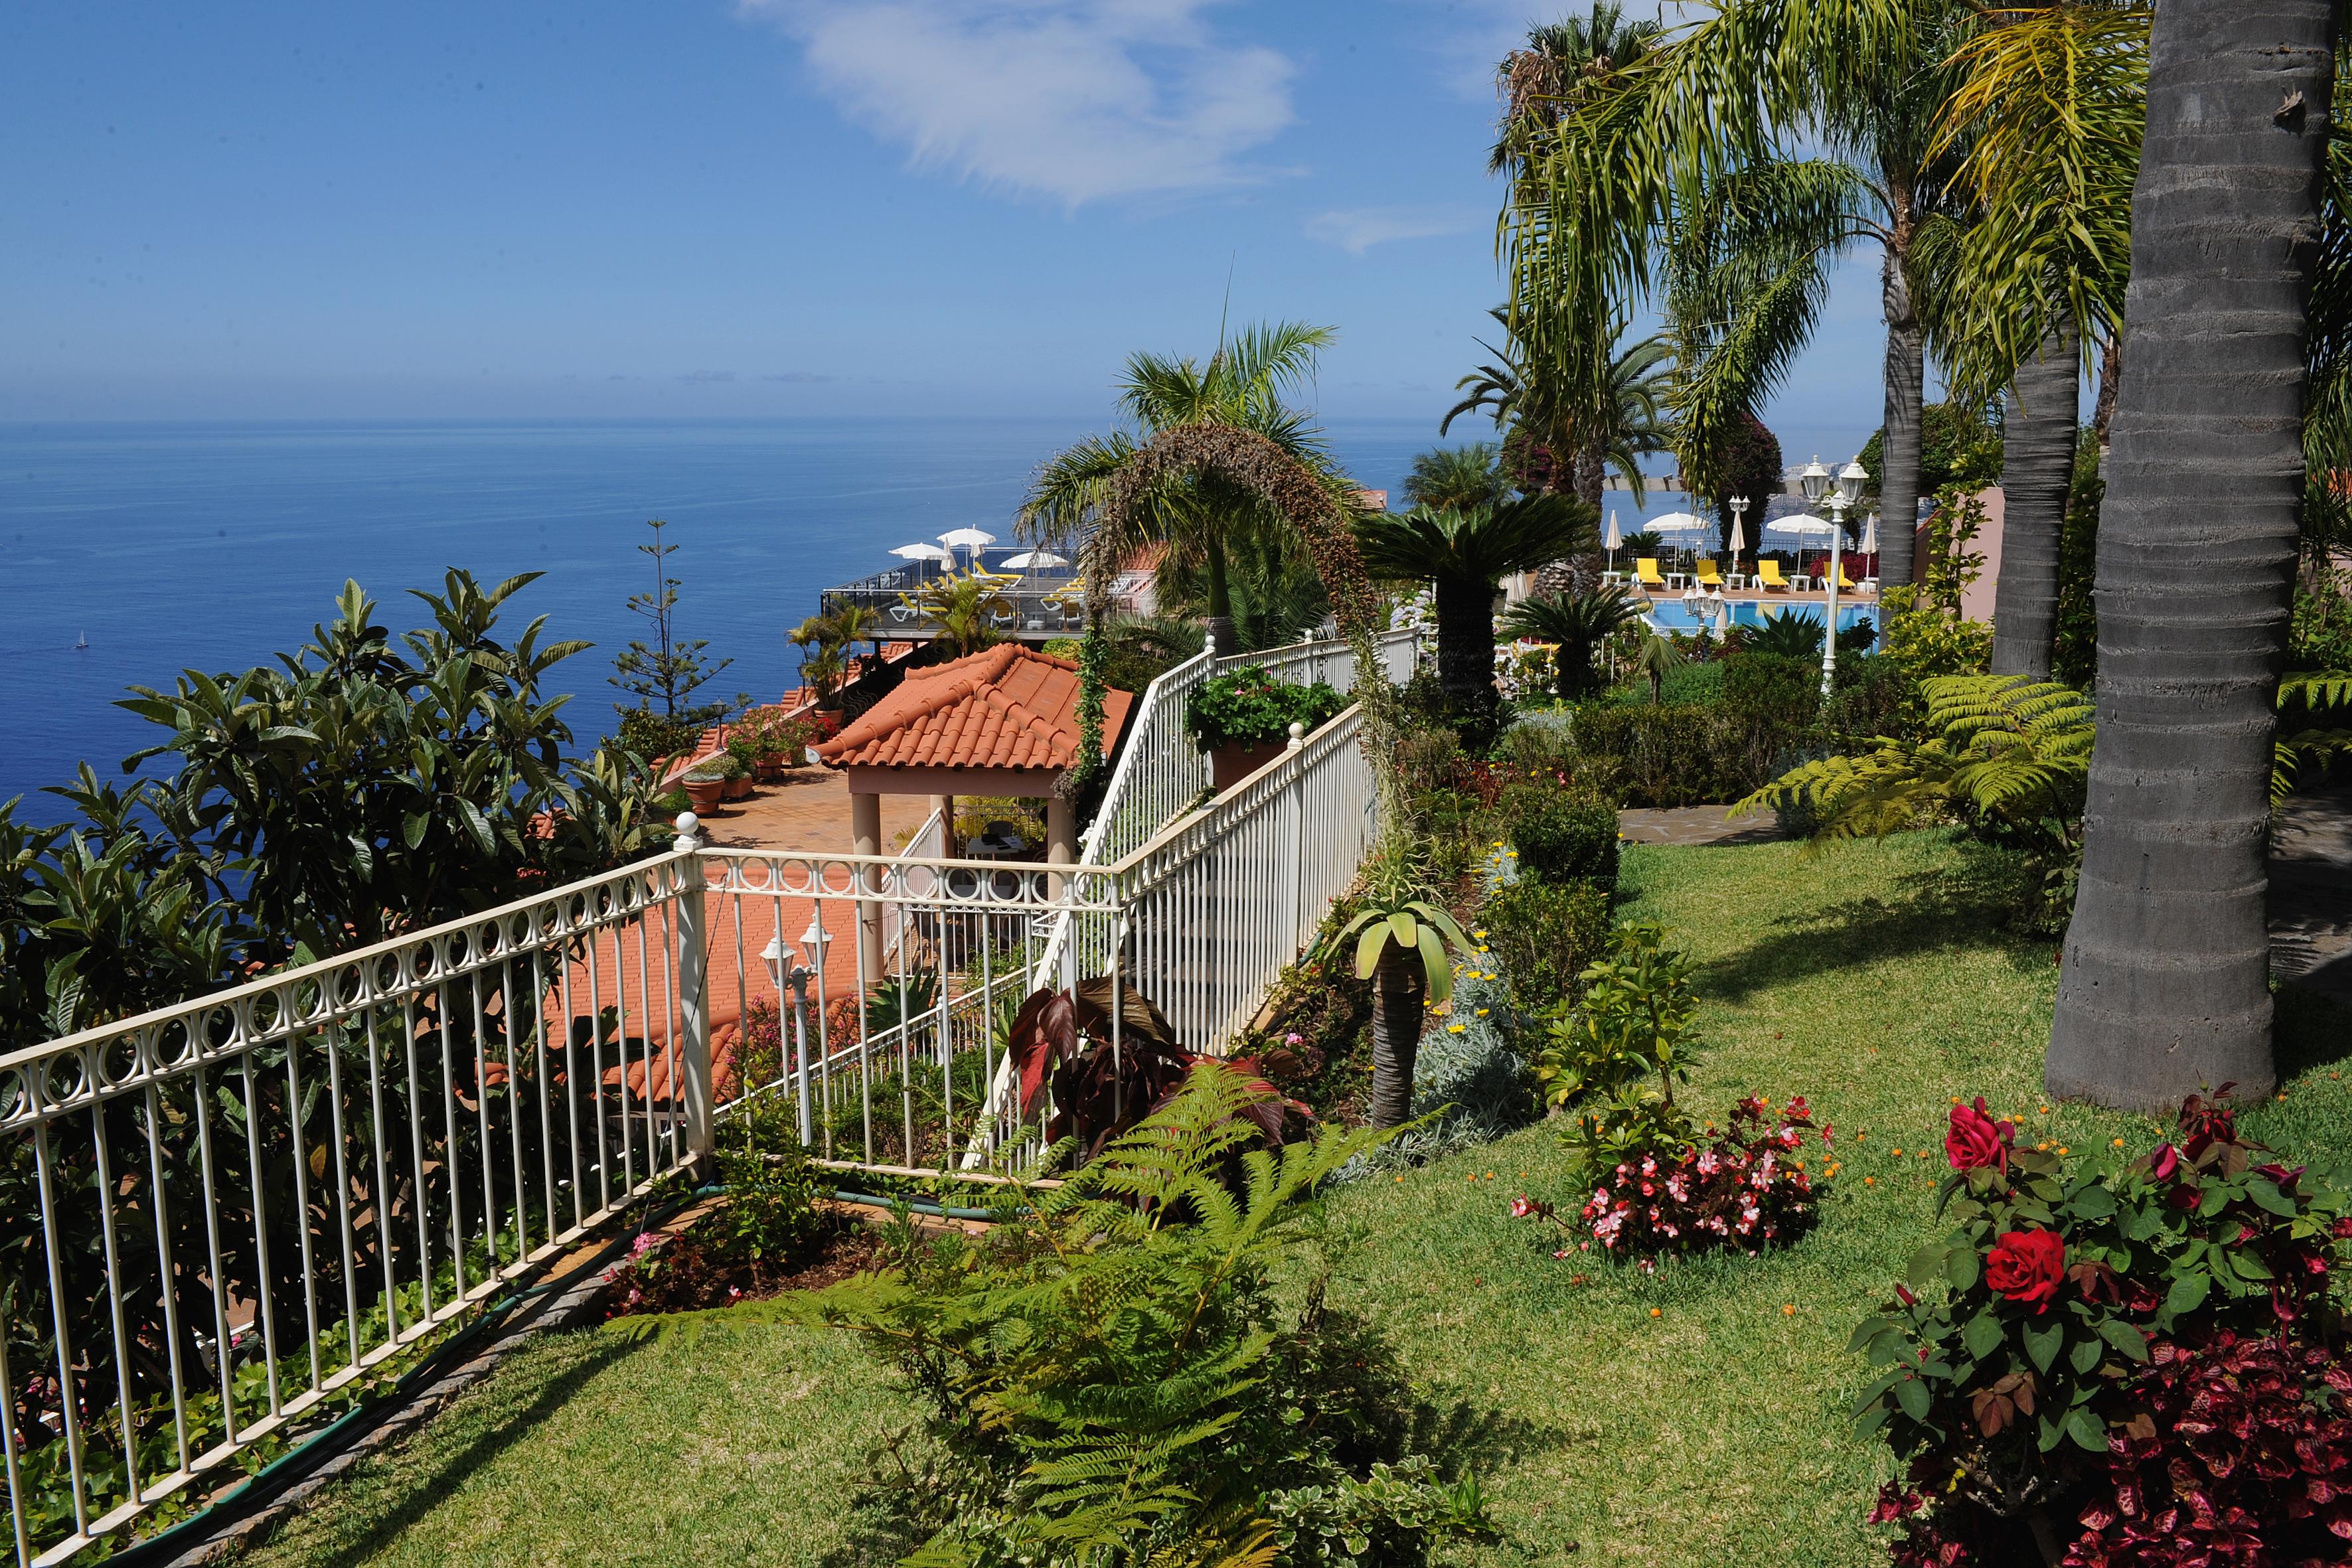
1798, 455, 1832, 504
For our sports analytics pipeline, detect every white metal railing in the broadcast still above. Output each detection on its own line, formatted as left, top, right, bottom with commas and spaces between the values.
0, 684, 1380, 1560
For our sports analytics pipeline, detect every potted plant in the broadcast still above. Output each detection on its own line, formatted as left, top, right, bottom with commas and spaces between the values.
716, 751, 753, 801
1184, 666, 1348, 791
681, 762, 727, 816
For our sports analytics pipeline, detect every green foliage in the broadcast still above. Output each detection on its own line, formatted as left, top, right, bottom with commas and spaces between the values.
1555, 700, 1795, 809
611, 518, 742, 724
1185, 666, 1347, 751
1719, 651, 1820, 733
1530, 923, 1702, 1171
615, 704, 708, 770
902, 570, 1006, 661
1499, 782, 1618, 890
1879, 586, 1994, 732
679, 1068, 1486, 1568
707, 1097, 829, 1269
1499, 588, 1644, 699
1326, 845, 1470, 1008
1627, 629, 1681, 705
790, 603, 883, 708
1399, 444, 1511, 512
1913, 487, 1992, 618
1743, 611, 1826, 661
1473, 876, 1612, 1016
1349, 495, 1597, 588
1850, 1094, 2352, 1521
1156, 520, 1331, 653
2274, 669, 2352, 803
1859, 402, 2005, 503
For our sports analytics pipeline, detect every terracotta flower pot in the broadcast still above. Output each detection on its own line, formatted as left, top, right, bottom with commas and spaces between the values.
723, 774, 754, 801
753, 755, 790, 782
683, 777, 724, 815
1209, 737, 1289, 792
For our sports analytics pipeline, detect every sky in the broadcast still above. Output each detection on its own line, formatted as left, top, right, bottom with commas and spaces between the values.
1, 0, 1888, 461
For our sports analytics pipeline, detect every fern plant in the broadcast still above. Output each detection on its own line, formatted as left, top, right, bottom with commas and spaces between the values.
2274, 670, 2352, 801
635, 1067, 1487, 1568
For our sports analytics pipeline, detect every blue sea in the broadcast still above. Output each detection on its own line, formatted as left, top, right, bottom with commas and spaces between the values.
0, 417, 1723, 820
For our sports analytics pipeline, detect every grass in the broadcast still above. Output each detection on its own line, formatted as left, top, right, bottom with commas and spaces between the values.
229, 830, 2352, 1568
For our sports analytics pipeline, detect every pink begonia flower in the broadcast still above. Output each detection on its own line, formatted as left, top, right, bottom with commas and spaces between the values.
1510, 1196, 1534, 1218
1285, 1032, 1306, 1047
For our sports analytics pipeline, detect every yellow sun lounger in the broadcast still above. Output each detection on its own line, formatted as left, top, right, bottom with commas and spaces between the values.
1634, 558, 1666, 590
1836, 566, 1859, 591
1694, 561, 1725, 589
1755, 560, 1792, 593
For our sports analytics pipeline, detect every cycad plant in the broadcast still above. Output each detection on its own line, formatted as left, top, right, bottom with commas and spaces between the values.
672, 1067, 1489, 1568
1324, 840, 1469, 1128
1500, 588, 1645, 700
1352, 494, 1595, 710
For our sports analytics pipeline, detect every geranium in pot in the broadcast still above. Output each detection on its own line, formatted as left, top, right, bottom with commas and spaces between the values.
1184, 665, 1348, 791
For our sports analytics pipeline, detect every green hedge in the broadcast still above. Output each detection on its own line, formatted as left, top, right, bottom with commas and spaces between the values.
1501, 783, 1619, 890
1477, 876, 1613, 1015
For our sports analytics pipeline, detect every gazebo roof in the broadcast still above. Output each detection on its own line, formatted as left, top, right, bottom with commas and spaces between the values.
814, 644, 1133, 775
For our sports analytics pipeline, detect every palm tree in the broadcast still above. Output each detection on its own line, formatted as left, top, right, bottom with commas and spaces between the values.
1154, 518, 1328, 653
902, 570, 1002, 659
2046, 0, 2335, 1113
1323, 840, 1468, 1128
1504, 1, 1977, 588
1352, 495, 1597, 710
1500, 588, 1645, 700
1443, 311, 1673, 510
1628, 629, 1681, 706
1490, 4, 1665, 179
1922, 6, 2145, 679
1020, 322, 1352, 653
1400, 443, 1512, 512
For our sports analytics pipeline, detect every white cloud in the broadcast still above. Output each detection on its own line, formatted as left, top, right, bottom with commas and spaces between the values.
1304, 206, 1482, 256
740, 0, 1298, 206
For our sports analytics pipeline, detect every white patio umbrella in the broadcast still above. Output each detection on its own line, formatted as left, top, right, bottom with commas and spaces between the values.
890, 542, 955, 562
999, 549, 1069, 570
1647, 510, 1711, 536
938, 527, 996, 548
1859, 512, 1880, 555
1727, 516, 1746, 557
1765, 514, 1838, 540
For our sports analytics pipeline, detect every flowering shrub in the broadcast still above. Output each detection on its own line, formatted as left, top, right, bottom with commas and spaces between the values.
1512, 1096, 1830, 1260
1852, 1089, 2352, 1563
1531, 923, 1700, 1164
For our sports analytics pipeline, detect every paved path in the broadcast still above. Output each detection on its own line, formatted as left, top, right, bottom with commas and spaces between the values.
692, 767, 936, 854
1616, 805, 1786, 846
2271, 783, 2352, 1010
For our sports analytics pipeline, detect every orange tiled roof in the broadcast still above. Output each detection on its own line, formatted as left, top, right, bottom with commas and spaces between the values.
815, 645, 1133, 773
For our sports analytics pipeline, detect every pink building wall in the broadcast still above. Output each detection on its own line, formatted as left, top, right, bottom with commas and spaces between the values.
1912, 485, 2005, 621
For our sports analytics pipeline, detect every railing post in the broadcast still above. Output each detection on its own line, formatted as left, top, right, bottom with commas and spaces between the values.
671, 812, 716, 1174
1286, 722, 1307, 947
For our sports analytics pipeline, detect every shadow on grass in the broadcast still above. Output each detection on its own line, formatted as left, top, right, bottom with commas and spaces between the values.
1697, 840, 2049, 1004
2275, 986, 2352, 1080
247, 1329, 636, 1566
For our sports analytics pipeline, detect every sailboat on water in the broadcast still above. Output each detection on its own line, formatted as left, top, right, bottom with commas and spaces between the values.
74, 632, 88, 650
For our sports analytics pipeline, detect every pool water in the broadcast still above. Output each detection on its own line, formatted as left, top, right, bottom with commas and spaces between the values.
1642, 599, 1879, 635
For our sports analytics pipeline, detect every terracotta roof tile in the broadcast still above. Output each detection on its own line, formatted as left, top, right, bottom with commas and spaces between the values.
815, 645, 1133, 773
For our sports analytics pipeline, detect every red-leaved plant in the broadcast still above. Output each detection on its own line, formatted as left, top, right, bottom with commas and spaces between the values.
1853, 1089, 2352, 1565
1511, 1096, 1830, 1262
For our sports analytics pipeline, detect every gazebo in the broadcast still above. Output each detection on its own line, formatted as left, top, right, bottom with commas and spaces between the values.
813, 644, 1135, 980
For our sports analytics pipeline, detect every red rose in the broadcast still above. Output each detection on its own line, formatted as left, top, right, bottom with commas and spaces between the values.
1986, 1229, 2067, 1313
1946, 1097, 2013, 1173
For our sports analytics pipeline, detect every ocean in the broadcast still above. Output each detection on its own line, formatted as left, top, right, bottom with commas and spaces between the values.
0, 417, 1715, 820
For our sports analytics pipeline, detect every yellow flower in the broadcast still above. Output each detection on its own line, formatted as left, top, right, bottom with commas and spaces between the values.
2111, 1138, 2125, 1149
1448, 1023, 1467, 1034
1476, 1008, 1490, 1016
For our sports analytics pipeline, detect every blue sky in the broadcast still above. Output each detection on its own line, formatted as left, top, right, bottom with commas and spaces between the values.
1, 1, 1885, 459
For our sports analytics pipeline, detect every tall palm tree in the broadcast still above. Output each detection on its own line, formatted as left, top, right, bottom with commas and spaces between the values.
2047, 0, 2337, 1113
1505, 1, 1976, 588
1922, 5, 2146, 679
1444, 310, 1674, 510
1352, 495, 1596, 709
1021, 323, 1352, 653
1490, 3, 1666, 179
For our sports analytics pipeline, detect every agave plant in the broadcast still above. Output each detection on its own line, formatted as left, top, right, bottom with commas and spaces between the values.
1322, 839, 1470, 1127
1501, 588, 1646, 699
1746, 609, 1826, 660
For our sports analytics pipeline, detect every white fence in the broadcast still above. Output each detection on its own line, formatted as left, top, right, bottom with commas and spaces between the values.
0, 641, 1393, 1562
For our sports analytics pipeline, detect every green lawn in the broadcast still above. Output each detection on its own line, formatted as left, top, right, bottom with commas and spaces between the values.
232, 831, 2352, 1568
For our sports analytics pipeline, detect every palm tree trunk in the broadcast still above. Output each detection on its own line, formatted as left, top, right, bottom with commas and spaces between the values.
1991, 317, 2080, 680
1203, 532, 1237, 654
1878, 218, 1925, 588
2090, 328, 2125, 449
1433, 572, 1498, 709
1368, 947, 1427, 1128
2047, 0, 2336, 1114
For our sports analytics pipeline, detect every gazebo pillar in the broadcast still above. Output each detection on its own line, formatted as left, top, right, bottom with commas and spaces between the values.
1046, 791, 1077, 900
931, 793, 956, 855
850, 788, 884, 984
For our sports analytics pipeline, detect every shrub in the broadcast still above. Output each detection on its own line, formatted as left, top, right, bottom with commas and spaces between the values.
1500, 779, 1620, 889
616, 703, 708, 768
1513, 1096, 1830, 1261
1186, 666, 1348, 749
1851, 1090, 2352, 1563
1476, 876, 1611, 1016
1561, 702, 1777, 806
1529, 922, 1701, 1164
1720, 651, 1820, 732
753, 1069, 1494, 1568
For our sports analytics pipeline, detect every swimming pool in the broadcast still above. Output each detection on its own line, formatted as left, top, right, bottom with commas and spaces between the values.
1642, 599, 1879, 635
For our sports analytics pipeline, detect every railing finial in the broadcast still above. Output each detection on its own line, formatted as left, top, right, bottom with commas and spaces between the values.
1286, 721, 1306, 752
674, 811, 702, 852
1202, 629, 1217, 659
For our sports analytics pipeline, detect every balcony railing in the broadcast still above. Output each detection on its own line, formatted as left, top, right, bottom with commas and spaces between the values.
0, 631, 1404, 1562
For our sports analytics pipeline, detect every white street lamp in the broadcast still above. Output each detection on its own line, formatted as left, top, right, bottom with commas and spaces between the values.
1820, 457, 1868, 696
762, 919, 832, 1145
1727, 493, 1750, 577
